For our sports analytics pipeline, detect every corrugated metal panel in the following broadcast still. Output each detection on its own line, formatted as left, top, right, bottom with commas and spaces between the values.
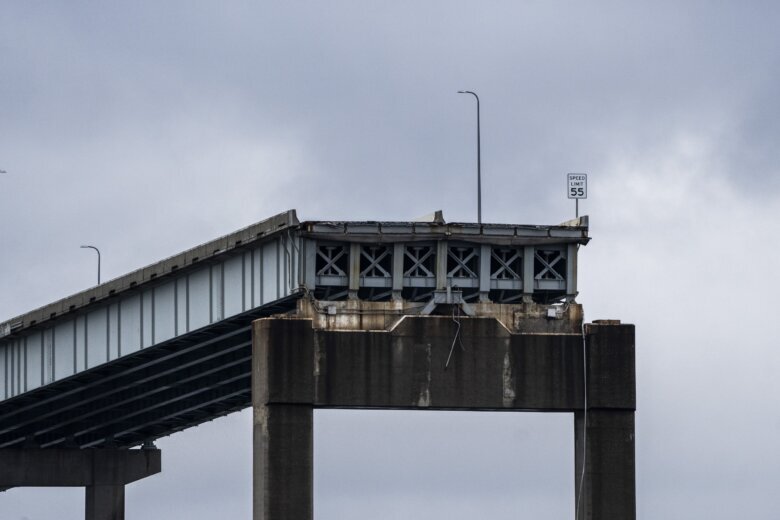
41, 330, 55, 384
243, 251, 252, 312
176, 277, 187, 336
188, 268, 210, 330
53, 322, 74, 381
224, 256, 243, 318
262, 241, 278, 303
154, 282, 176, 344
74, 317, 85, 373
0, 345, 6, 400
211, 263, 223, 323
252, 247, 262, 307
109, 303, 120, 359
87, 308, 108, 369
141, 290, 153, 349
25, 335, 42, 392
120, 294, 142, 355
11, 340, 20, 396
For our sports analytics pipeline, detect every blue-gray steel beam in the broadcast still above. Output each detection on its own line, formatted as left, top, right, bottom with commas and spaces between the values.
391, 243, 404, 300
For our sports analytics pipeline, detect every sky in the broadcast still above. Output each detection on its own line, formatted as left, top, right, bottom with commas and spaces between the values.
2, 1, 780, 518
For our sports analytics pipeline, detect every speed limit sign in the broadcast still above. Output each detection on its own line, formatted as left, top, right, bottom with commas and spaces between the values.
567, 173, 587, 199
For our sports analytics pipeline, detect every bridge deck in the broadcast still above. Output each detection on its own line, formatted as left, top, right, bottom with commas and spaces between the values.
0, 210, 588, 448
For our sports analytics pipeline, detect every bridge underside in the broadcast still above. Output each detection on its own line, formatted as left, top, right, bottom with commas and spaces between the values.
0, 295, 299, 450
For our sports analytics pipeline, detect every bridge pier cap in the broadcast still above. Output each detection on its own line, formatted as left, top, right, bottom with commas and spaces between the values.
252, 306, 635, 520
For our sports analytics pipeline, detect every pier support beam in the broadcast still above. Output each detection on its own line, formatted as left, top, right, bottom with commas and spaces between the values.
252, 312, 635, 520
0, 448, 161, 520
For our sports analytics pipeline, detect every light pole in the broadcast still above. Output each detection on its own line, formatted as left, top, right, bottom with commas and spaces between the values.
80, 245, 101, 285
458, 90, 481, 224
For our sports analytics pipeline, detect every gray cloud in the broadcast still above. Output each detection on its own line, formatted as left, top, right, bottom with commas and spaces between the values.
2, 2, 780, 519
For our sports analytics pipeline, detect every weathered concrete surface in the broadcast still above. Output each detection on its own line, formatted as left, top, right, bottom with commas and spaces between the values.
574, 321, 636, 519
256, 316, 590, 410
253, 404, 312, 520
0, 448, 161, 487
584, 321, 636, 410
86, 484, 125, 520
253, 314, 635, 520
575, 410, 635, 520
0, 448, 160, 520
312, 318, 585, 410
252, 317, 314, 519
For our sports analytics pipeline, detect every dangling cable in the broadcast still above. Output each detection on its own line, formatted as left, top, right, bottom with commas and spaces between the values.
445, 305, 463, 370
576, 318, 588, 520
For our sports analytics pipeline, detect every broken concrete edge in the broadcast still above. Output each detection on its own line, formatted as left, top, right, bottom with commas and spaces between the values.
292, 297, 587, 334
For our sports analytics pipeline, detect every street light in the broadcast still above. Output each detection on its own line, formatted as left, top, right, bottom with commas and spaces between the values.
458, 90, 481, 224
80, 245, 101, 285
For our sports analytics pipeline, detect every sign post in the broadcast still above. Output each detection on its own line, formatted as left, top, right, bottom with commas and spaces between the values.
567, 173, 588, 218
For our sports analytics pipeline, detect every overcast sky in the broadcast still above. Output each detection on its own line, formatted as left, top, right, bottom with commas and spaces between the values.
2, 1, 780, 519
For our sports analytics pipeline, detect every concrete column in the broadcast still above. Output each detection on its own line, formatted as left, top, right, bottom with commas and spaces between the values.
254, 404, 313, 520
574, 321, 636, 519
86, 484, 125, 520
253, 318, 314, 520
574, 410, 635, 520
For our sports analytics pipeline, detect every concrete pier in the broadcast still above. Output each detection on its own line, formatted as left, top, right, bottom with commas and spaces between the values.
0, 448, 161, 520
252, 305, 635, 520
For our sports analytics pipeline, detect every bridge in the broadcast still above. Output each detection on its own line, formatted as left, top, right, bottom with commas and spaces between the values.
0, 210, 636, 519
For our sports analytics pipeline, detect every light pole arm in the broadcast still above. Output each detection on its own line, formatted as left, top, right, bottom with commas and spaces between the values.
80, 245, 101, 285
